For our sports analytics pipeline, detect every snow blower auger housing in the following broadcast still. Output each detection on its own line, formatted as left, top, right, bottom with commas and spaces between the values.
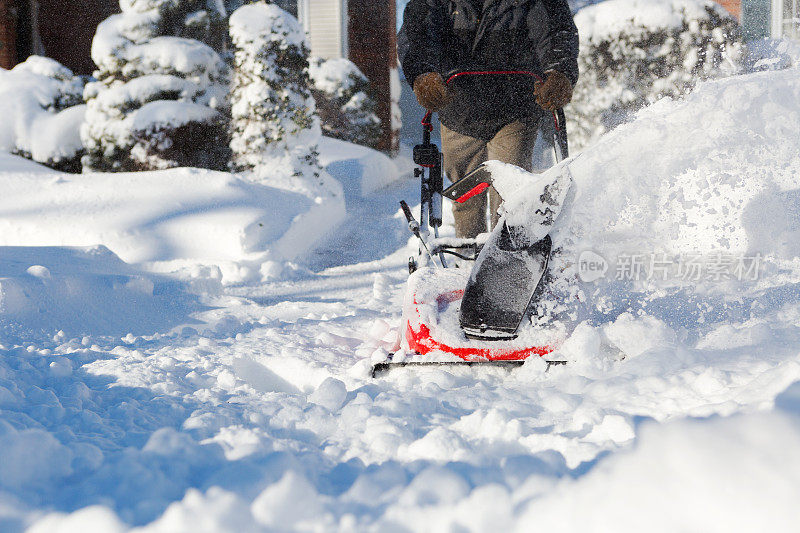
373, 71, 570, 377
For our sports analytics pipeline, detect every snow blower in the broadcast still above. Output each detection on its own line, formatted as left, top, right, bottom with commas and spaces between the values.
373, 71, 571, 377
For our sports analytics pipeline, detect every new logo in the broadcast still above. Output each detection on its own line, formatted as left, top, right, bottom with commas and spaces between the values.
577, 250, 608, 282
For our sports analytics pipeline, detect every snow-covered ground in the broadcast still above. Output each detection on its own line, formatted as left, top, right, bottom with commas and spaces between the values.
3, 66, 800, 532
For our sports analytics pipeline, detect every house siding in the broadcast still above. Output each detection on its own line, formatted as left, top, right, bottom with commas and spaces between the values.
742, 0, 773, 40
306, 0, 346, 59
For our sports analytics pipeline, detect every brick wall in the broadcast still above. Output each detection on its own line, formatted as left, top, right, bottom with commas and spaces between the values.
716, 0, 742, 20
0, 0, 17, 69
348, 0, 398, 153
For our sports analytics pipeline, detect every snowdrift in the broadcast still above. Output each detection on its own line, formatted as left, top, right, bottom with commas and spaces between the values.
490, 67, 800, 344
518, 389, 800, 532
0, 246, 202, 342
0, 155, 332, 284
0, 136, 405, 341
0, 138, 403, 286
552, 67, 800, 263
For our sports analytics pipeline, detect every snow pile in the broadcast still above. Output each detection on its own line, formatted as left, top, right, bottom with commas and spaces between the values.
557, 68, 800, 262
491, 67, 800, 340
516, 406, 800, 531
0, 56, 85, 172
318, 135, 409, 196
82, 0, 229, 171
0, 146, 350, 284
309, 57, 382, 149
745, 38, 800, 72
0, 130, 399, 285
0, 246, 201, 342
570, 0, 740, 149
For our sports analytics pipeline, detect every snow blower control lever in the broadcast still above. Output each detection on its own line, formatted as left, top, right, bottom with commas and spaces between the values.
405, 108, 446, 272
400, 199, 440, 268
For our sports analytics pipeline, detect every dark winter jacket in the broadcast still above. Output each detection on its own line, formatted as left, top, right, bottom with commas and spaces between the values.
398, 0, 579, 139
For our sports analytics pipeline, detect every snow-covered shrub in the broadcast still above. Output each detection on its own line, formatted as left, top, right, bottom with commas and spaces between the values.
0, 56, 87, 172
82, 0, 230, 172
309, 57, 381, 149
569, 0, 741, 150
568, 0, 603, 10
229, 2, 334, 196
743, 38, 800, 72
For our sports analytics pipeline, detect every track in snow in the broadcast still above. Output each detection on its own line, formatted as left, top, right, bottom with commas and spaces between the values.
9, 180, 800, 531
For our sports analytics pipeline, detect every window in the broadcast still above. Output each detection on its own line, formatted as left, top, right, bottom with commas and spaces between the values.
772, 0, 800, 39
782, 0, 800, 39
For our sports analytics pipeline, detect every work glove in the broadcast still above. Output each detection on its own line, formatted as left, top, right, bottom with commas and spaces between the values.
534, 70, 573, 111
413, 72, 452, 111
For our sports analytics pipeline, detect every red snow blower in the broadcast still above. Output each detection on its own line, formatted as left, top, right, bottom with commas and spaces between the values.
372, 71, 570, 377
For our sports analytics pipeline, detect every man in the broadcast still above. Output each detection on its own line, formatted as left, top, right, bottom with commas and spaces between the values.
398, 0, 579, 239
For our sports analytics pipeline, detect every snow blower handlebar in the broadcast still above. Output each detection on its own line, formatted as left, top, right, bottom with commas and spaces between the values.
405, 71, 569, 272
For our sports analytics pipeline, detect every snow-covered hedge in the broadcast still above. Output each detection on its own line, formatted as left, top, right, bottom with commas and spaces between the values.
309, 57, 382, 149
82, 0, 230, 172
0, 56, 86, 172
569, 0, 741, 150
744, 38, 800, 72
228, 2, 333, 197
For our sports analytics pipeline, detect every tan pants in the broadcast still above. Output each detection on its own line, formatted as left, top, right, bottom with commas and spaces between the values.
442, 120, 539, 239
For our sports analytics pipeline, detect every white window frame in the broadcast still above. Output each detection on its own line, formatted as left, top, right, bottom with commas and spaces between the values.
298, 0, 311, 33
340, 0, 349, 59
772, 0, 800, 39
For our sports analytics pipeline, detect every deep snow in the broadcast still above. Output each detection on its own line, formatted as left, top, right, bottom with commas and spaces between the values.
2, 67, 800, 533
0, 137, 402, 286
